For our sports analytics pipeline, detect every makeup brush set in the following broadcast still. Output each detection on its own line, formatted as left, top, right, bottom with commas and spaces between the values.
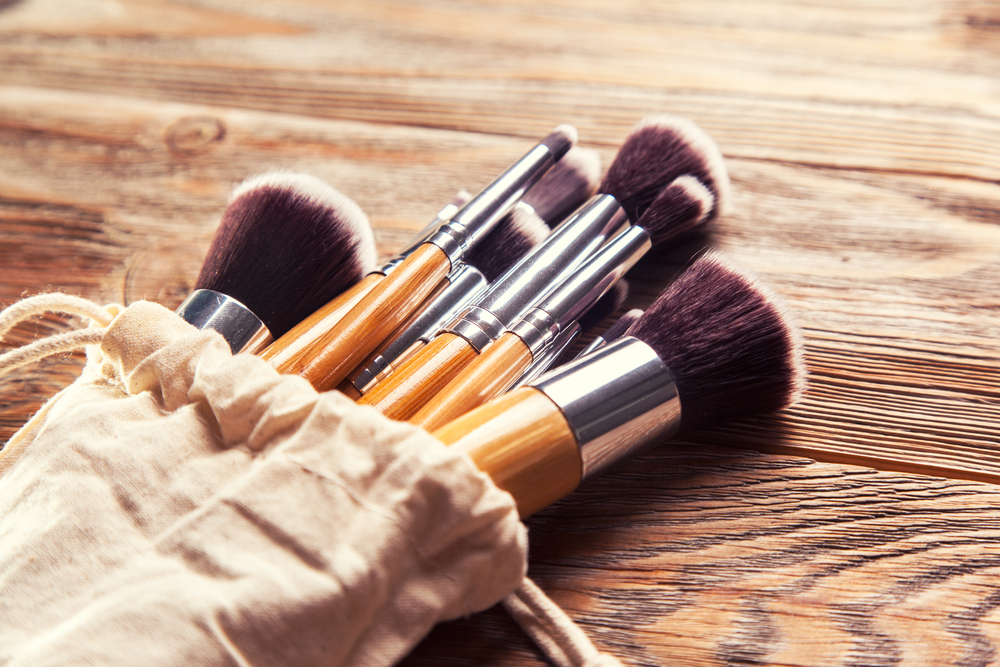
175, 114, 807, 518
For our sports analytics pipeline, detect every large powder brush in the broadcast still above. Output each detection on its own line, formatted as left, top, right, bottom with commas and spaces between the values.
433, 250, 806, 518
178, 171, 376, 353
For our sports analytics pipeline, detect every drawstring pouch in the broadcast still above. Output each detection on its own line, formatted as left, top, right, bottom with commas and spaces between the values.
0, 294, 623, 667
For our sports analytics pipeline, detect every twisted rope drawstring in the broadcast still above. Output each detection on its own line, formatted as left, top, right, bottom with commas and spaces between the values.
504, 578, 625, 667
0, 294, 123, 377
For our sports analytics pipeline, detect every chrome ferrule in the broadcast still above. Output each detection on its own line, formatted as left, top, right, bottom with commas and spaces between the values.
380, 202, 460, 276
175, 289, 272, 355
426, 141, 563, 266
444, 194, 630, 347
530, 337, 681, 480
509, 322, 581, 391
444, 305, 505, 352
351, 263, 489, 391
510, 225, 651, 356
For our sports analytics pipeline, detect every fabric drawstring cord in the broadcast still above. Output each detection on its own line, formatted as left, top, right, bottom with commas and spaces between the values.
0, 293, 626, 667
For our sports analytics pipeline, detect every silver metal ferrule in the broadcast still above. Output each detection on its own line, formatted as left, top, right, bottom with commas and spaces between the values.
531, 337, 681, 481
175, 289, 272, 355
351, 262, 489, 392
425, 140, 564, 266
509, 322, 581, 391
444, 194, 630, 348
380, 202, 460, 276
510, 225, 651, 356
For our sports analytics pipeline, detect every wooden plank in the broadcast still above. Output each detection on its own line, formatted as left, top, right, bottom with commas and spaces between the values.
403, 444, 1000, 666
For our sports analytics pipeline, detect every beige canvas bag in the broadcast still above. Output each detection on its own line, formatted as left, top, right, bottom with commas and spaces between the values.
0, 295, 622, 667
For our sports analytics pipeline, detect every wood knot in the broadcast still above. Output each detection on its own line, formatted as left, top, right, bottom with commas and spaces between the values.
165, 116, 226, 155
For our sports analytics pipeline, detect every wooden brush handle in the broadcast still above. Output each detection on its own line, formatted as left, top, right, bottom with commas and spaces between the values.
261, 272, 382, 371
356, 331, 480, 420
432, 386, 581, 518
409, 331, 533, 432
336, 380, 362, 401
290, 243, 451, 391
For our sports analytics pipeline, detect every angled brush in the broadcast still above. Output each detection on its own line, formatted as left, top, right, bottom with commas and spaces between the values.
340, 203, 550, 399
177, 171, 376, 353
433, 250, 806, 517
263, 125, 577, 389
357, 115, 729, 421
409, 175, 714, 431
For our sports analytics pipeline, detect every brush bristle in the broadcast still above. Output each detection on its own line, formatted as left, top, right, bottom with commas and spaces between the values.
599, 115, 731, 223
625, 250, 805, 433
541, 124, 578, 158
635, 174, 714, 245
579, 278, 629, 331
601, 307, 643, 344
464, 203, 550, 282
523, 146, 601, 226
195, 171, 377, 339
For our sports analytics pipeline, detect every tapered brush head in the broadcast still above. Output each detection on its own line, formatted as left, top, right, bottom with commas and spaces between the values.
601, 307, 643, 344
464, 203, 550, 281
540, 124, 579, 158
194, 171, 377, 339
635, 174, 715, 246
599, 115, 731, 224
626, 251, 805, 433
523, 146, 602, 226
579, 278, 629, 332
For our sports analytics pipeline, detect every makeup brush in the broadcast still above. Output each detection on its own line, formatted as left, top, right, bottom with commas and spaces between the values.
575, 306, 644, 358
408, 175, 714, 431
263, 125, 577, 389
358, 115, 729, 421
259, 191, 471, 369
519, 146, 601, 227
510, 278, 630, 391
340, 203, 550, 399
433, 250, 806, 517
176, 171, 376, 353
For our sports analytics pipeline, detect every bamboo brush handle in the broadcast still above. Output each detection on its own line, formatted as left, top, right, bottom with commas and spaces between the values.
432, 387, 581, 518
290, 243, 452, 391
261, 272, 382, 371
409, 331, 534, 432
356, 331, 480, 420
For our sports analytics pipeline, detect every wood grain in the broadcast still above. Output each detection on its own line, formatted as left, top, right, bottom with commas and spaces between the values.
261, 272, 382, 372
356, 331, 482, 421
410, 330, 534, 431
2, 0, 1000, 663
434, 386, 582, 518
286, 242, 451, 391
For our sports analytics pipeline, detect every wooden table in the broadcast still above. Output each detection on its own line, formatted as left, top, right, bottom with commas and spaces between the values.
2, 1, 999, 664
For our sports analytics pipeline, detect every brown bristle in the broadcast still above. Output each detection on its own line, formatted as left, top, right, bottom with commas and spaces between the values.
540, 124, 578, 158
601, 307, 643, 344
579, 279, 629, 332
464, 203, 550, 282
599, 115, 731, 223
194, 171, 376, 339
625, 251, 805, 433
635, 174, 714, 246
523, 146, 601, 226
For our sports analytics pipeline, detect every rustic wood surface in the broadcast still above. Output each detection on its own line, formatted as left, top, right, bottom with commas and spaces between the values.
1, 0, 999, 664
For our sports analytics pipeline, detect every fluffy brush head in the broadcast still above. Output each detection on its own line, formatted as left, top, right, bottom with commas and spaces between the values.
599, 115, 731, 224
195, 171, 377, 339
464, 203, 550, 281
523, 146, 602, 226
635, 174, 714, 246
541, 124, 579, 158
625, 250, 805, 433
